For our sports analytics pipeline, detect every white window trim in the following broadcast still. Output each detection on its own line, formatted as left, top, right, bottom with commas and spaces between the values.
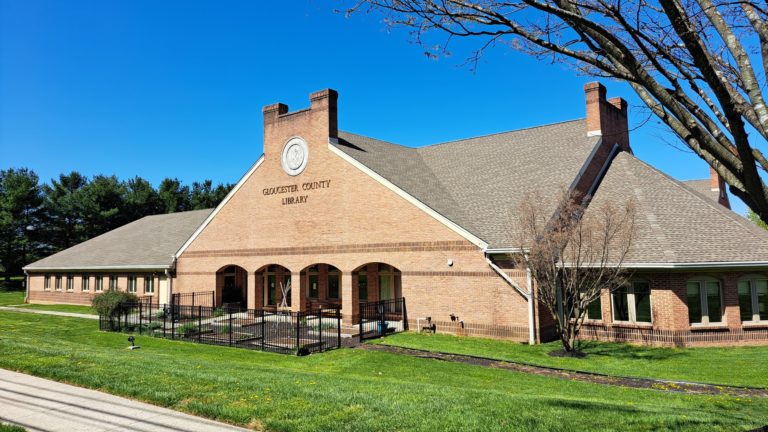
109, 276, 118, 291
44, 275, 50, 291
55, 276, 62, 291
611, 280, 653, 324
127, 276, 137, 293
66, 276, 74, 291
688, 277, 724, 326
738, 276, 768, 323
144, 275, 154, 294
95, 276, 103, 292
81, 275, 90, 291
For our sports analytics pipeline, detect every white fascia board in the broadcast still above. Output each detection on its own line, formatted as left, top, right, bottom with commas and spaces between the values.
328, 140, 488, 249
23, 264, 171, 272
485, 248, 528, 254
174, 155, 265, 259
557, 261, 768, 269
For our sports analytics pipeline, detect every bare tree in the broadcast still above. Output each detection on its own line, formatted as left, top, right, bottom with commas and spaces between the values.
511, 190, 636, 353
348, 0, 768, 224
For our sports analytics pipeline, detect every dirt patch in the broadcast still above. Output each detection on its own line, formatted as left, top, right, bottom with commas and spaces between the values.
359, 344, 768, 398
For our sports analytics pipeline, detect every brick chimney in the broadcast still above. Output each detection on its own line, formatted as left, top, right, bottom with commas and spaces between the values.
584, 82, 630, 151
261, 88, 338, 163
709, 166, 731, 209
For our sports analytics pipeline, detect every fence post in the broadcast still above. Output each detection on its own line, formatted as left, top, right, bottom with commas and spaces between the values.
337, 307, 341, 349
318, 309, 323, 350
229, 311, 233, 347
260, 309, 265, 351
402, 297, 408, 331
163, 306, 167, 338
139, 302, 143, 335
295, 312, 300, 354
192, 292, 196, 307
171, 308, 175, 340
198, 305, 202, 343
358, 302, 363, 343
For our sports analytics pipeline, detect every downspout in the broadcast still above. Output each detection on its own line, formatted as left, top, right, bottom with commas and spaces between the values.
485, 254, 536, 345
166, 255, 176, 305
526, 266, 535, 344
24, 270, 29, 304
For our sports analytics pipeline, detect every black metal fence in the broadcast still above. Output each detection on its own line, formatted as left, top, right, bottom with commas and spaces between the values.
100, 302, 341, 355
171, 291, 214, 308
359, 297, 407, 341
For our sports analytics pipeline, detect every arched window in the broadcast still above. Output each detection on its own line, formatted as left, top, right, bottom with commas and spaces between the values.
611, 280, 652, 323
686, 277, 723, 325
738, 275, 768, 323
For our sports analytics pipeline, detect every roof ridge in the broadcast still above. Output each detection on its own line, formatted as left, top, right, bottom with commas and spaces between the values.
339, 118, 585, 150
624, 153, 768, 241
420, 118, 586, 148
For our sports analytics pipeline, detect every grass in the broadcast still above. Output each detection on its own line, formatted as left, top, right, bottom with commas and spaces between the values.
375, 332, 768, 388
0, 311, 766, 431
0, 290, 95, 314
0, 291, 24, 306
15, 303, 96, 315
0, 424, 26, 432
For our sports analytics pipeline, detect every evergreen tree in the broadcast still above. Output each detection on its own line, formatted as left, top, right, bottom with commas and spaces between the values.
0, 168, 44, 280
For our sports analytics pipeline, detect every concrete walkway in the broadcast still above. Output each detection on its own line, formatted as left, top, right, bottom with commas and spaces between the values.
0, 306, 98, 320
0, 369, 250, 432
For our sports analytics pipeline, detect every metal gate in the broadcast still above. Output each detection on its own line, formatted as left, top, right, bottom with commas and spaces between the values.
359, 297, 407, 341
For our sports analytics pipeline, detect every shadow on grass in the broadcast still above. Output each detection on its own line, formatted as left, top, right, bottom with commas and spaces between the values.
576, 340, 687, 362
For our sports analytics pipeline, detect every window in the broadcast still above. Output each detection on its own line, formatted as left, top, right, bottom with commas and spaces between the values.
738, 277, 768, 322
55, 276, 62, 291
308, 266, 319, 299
127, 276, 137, 293
687, 279, 723, 324
44, 275, 50, 291
358, 273, 368, 301
144, 275, 154, 294
586, 296, 602, 320
109, 276, 118, 291
328, 268, 340, 299
95, 276, 103, 292
66, 276, 74, 291
611, 281, 651, 323
81, 275, 89, 291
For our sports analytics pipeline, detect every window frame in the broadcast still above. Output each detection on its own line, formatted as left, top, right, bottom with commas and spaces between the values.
55, 275, 62, 291
144, 275, 154, 294
44, 275, 50, 291
81, 275, 90, 292
66, 275, 74, 291
611, 280, 653, 324
127, 276, 137, 293
95, 275, 103, 292
109, 275, 118, 291
687, 277, 724, 326
738, 275, 768, 323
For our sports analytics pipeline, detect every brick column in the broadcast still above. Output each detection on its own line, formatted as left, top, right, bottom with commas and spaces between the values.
341, 272, 359, 325
247, 272, 257, 310
291, 271, 303, 312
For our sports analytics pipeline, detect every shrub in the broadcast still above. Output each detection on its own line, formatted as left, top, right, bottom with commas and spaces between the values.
177, 322, 197, 337
91, 290, 139, 317
213, 307, 225, 317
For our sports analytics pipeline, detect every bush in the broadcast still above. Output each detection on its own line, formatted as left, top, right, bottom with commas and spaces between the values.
177, 322, 197, 337
91, 290, 139, 317
213, 307, 225, 317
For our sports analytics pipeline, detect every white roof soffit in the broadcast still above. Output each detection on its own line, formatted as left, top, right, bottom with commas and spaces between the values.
328, 139, 488, 249
174, 155, 265, 259
24, 264, 171, 272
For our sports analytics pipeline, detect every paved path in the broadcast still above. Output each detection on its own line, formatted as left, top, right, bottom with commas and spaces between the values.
360, 344, 768, 397
0, 369, 250, 432
0, 306, 98, 320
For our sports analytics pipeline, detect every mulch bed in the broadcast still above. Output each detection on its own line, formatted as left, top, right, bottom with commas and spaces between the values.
358, 344, 768, 398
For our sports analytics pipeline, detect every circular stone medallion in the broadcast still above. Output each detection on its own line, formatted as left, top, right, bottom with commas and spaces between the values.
281, 137, 309, 176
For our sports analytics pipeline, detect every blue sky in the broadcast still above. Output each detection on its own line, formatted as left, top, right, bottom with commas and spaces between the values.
0, 0, 742, 213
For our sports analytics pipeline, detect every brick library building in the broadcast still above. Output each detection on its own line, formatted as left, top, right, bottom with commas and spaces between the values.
24, 83, 768, 346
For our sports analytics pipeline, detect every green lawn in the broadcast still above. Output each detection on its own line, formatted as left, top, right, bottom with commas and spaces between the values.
15, 303, 96, 315
0, 424, 26, 432
0, 291, 24, 305
0, 291, 95, 314
375, 332, 768, 388
0, 311, 766, 431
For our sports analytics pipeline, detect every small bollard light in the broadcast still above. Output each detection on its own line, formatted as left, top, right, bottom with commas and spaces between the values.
127, 335, 140, 350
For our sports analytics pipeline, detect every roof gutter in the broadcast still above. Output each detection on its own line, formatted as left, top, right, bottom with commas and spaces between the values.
23, 264, 173, 272
484, 253, 535, 345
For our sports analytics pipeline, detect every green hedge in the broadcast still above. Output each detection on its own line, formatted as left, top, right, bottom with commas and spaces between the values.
91, 290, 139, 317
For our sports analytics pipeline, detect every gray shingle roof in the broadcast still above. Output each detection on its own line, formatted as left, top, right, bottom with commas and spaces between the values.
24, 209, 212, 270
336, 119, 600, 248
682, 179, 721, 204
588, 152, 768, 264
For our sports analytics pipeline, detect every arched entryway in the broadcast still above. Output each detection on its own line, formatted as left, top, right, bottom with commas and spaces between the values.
216, 265, 248, 309
353, 263, 402, 303
301, 264, 342, 310
255, 265, 292, 309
